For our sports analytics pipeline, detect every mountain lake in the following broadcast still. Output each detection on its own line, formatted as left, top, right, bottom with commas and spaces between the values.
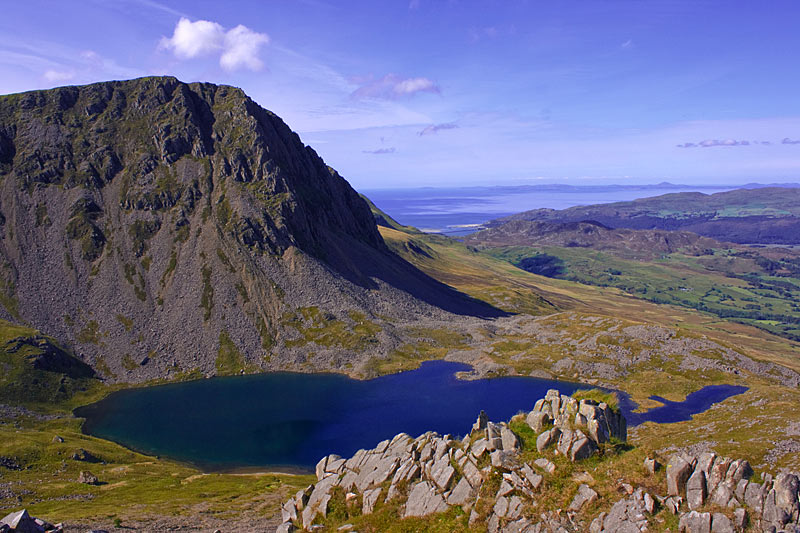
75, 361, 747, 472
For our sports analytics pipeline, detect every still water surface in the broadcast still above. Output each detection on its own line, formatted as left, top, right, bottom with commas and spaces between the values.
76, 361, 746, 472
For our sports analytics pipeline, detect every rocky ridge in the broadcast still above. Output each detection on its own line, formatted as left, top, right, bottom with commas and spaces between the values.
275, 389, 800, 533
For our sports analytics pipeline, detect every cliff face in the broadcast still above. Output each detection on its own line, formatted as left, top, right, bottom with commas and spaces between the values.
0, 77, 501, 382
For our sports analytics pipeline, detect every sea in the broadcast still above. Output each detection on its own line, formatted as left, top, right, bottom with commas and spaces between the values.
361, 184, 740, 236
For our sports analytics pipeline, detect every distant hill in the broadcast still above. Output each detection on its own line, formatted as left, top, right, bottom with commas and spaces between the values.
464, 220, 726, 260
0, 77, 503, 382
490, 187, 800, 244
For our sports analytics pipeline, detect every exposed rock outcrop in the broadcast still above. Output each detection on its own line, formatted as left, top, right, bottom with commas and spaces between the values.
275, 389, 800, 533
277, 389, 628, 532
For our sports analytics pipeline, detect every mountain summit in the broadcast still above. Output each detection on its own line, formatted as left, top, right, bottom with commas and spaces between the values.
0, 77, 502, 381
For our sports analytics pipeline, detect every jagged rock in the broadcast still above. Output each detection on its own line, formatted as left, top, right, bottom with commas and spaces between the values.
709, 482, 734, 508
557, 428, 575, 456
473, 411, 489, 433
487, 512, 501, 533
447, 477, 475, 506
77, 471, 99, 485
302, 474, 339, 529
362, 487, 381, 515
503, 518, 534, 533
462, 459, 483, 489
643, 492, 655, 514
687, 469, 707, 510
534, 458, 556, 474
71, 449, 99, 463
295, 485, 313, 510
733, 508, 747, 530
430, 456, 455, 491
774, 472, 799, 521
569, 435, 597, 461
281, 498, 298, 523
497, 480, 514, 498
644, 457, 661, 474
589, 512, 606, 533
710, 513, 734, 533
521, 463, 543, 490
598, 493, 650, 532
679, 510, 712, 533
744, 481, 766, 515
568, 484, 598, 511
663, 496, 681, 515
275, 522, 295, 533
536, 428, 560, 453
487, 422, 504, 451
668, 454, 695, 496
526, 411, 551, 432
501, 426, 520, 451
472, 438, 489, 457
491, 450, 520, 471
403, 481, 448, 518
1, 510, 44, 533
707, 457, 732, 495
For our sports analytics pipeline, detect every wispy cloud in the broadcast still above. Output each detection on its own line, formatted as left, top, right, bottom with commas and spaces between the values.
677, 139, 752, 148
363, 147, 396, 154
159, 17, 269, 71
43, 69, 76, 83
678, 137, 800, 148
418, 122, 458, 136
351, 74, 440, 100
621, 39, 634, 49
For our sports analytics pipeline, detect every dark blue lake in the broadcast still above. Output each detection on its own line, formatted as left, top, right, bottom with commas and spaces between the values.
75, 361, 747, 472
618, 385, 748, 426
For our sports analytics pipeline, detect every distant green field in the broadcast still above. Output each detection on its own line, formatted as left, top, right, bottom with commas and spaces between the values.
484, 246, 800, 341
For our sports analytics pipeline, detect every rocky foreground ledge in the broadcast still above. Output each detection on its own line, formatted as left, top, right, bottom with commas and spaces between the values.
277, 389, 800, 533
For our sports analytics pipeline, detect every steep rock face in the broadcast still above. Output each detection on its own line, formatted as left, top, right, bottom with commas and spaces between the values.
0, 77, 500, 382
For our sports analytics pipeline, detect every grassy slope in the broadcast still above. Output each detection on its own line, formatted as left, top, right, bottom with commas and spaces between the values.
0, 320, 311, 527
380, 226, 800, 470
3, 224, 800, 528
484, 245, 800, 341
380, 226, 800, 374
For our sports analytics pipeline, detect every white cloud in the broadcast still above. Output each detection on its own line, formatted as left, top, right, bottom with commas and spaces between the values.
351, 74, 440, 99
394, 77, 437, 95
221, 25, 269, 71
160, 17, 269, 71
42, 69, 76, 83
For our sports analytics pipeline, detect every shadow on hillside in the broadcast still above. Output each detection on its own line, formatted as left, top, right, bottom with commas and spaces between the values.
322, 232, 512, 319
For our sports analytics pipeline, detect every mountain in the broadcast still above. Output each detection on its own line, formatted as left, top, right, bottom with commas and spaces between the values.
490, 187, 800, 244
464, 220, 726, 260
0, 77, 503, 382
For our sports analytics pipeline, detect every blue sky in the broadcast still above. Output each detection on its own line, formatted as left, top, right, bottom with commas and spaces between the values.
2, 0, 800, 189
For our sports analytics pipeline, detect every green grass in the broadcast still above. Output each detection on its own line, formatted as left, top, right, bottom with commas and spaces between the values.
572, 389, 620, 411
215, 330, 246, 375
483, 245, 800, 342
282, 306, 383, 352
